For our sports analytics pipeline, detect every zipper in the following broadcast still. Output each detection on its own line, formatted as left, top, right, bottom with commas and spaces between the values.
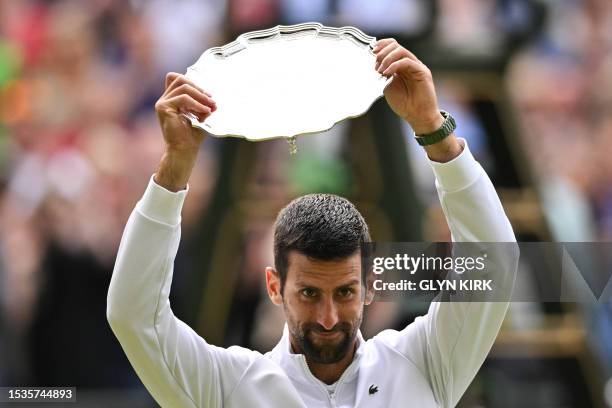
299, 355, 356, 408
328, 363, 354, 408
329, 390, 336, 408
330, 362, 352, 403
299, 356, 331, 401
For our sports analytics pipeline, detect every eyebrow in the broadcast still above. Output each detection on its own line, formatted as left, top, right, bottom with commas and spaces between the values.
295, 279, 361, 289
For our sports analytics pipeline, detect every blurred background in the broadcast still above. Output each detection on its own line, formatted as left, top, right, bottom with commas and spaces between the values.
1, 0, 611, 406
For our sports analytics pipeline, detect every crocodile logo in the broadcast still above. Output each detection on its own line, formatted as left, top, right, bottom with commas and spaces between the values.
368, 384, 378, 395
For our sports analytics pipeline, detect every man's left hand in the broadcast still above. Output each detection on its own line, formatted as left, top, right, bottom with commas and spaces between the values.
374, 39, 444, 135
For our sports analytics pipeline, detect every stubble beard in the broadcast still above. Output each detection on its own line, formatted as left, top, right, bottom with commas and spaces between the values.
286, 308, 362, 364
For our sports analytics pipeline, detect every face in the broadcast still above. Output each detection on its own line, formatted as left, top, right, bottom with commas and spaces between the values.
266, 251, 372, 364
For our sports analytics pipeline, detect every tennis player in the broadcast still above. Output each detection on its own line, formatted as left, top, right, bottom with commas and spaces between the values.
107, 39, 517, 407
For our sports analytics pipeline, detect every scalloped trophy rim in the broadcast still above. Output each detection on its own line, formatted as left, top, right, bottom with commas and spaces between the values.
185, 22, 393, 142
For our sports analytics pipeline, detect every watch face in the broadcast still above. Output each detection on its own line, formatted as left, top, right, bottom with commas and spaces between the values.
185, 23, 392, 142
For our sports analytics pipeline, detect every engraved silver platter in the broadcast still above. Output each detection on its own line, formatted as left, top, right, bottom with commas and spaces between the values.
185, 22, 391, 144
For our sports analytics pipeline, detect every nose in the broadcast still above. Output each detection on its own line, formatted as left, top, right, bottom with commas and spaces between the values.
316, 297, 339, 331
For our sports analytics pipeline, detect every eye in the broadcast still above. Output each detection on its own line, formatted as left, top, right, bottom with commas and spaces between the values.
337, 287, 355, 298
300, 288, 318, 298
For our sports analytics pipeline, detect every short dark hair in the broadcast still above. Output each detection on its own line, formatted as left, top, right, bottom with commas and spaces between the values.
273, 194, 371, 290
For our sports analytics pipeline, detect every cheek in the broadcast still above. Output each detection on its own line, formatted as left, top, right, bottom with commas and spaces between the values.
283, 297, 310, 325
284, 295, 300, 315
339, 302, 364, 323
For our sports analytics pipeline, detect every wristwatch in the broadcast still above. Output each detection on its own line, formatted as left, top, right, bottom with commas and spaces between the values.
414, 111, 456, 146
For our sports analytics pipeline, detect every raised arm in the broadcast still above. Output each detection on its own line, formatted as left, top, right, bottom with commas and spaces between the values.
107, 75, 254, 407
373, 40, 518, 407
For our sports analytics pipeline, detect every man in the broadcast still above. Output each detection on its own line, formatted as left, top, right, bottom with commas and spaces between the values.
107, 39, 516, 407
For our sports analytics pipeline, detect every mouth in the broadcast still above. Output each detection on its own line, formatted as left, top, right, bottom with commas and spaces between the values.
311, 330, 343, 339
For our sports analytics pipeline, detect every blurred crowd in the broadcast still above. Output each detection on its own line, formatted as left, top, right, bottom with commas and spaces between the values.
507, 0, 612, 242
0, 0, 610, 401
0, 0, 224, 388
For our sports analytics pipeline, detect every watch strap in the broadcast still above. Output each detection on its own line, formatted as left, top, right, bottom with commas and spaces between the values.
415, 111, 456, 146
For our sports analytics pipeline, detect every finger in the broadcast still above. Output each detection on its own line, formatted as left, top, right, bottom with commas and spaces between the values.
402, 48, 420, 62
165, 72, 213, 97
165, 72, 180, 90
379, 47, 411, 74
164, 94, 212, 122
375, 45, 420, 71
163, 74, 209, 98
382, 58, 428, 78
374, 39, 419, 60
373, 38, 396, 52
165, 83, 217, 111
375, 41, 400, 61
374, 42, 400, 70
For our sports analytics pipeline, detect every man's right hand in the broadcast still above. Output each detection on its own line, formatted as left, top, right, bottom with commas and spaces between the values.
153, 73, 216, 192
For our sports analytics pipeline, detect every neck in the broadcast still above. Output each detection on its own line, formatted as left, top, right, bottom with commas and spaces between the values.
292, 340, 357, 385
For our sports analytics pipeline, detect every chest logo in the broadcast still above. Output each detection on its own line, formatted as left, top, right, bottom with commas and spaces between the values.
368, 384, 378, 395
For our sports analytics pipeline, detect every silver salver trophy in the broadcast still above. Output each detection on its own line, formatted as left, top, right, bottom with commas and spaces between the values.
185, 22, 392, 154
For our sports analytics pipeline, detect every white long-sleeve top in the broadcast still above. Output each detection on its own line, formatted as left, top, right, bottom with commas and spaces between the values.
107, 139, 517, 408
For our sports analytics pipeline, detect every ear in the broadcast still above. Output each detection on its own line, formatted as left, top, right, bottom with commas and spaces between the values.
364, 274, 375, 306
265, 266, 283, 306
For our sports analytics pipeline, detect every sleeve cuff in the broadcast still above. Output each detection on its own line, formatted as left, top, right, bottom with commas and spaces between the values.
135, 175, 188, 226
428, 138, 483, 193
